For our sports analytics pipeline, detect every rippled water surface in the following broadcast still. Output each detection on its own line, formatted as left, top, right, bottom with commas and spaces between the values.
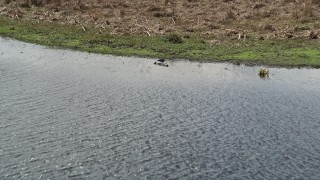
1, 37, 320, 179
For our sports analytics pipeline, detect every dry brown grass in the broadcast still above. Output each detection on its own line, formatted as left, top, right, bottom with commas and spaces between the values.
304, 0, 313, 17
1, 0, 320, 37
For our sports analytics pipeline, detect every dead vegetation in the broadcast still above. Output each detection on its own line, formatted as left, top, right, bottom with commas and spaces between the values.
258, 68, 269, 78
1, 0, 320, 38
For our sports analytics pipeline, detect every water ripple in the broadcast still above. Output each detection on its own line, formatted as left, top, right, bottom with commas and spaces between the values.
1, 37, 320, 179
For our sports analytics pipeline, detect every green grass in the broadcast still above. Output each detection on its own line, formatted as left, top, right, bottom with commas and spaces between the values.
1, 16, 320, 68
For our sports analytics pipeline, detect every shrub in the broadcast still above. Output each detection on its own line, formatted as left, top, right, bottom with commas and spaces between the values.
167, 33, 183, 44
31, 0, 42, 6
258, 68, 269, 78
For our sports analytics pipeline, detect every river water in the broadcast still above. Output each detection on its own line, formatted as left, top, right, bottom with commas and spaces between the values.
1, 37, 320, 179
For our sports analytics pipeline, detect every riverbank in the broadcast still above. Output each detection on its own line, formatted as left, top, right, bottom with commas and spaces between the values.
1, 16, 320, 68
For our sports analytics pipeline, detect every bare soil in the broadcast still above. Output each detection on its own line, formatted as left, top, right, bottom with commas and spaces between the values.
1, 0, 320, 39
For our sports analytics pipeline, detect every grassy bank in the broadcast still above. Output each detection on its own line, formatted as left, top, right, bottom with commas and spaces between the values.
1, 16, 320, 68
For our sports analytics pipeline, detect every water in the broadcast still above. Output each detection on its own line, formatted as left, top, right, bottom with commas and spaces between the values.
1, 37, 320, 179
